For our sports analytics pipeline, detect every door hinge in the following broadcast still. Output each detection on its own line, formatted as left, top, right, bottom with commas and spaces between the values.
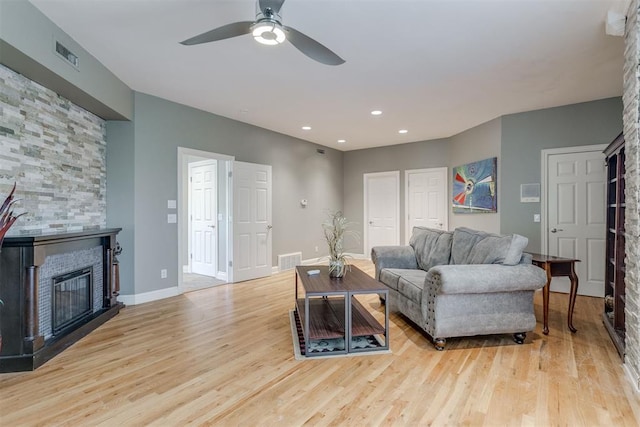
190, 176, 192, 182
228, 171, 233, 178
190, 253, 193, 259
228, 260, 233, 267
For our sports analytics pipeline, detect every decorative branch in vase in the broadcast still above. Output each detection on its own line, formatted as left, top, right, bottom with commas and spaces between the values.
0, 183, 26, 352
0, 183, 25, 249
322, 210, 359, 278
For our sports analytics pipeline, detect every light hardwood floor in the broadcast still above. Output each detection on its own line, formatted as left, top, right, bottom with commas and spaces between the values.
1, 260, 639, 426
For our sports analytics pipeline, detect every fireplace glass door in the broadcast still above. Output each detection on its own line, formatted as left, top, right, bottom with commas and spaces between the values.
52, 267, 93, 334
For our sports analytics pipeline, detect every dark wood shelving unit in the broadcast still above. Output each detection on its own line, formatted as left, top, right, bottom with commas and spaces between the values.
603, 132, 626, 358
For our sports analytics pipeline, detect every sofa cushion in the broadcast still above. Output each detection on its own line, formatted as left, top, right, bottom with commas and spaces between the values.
379, 268, 427, 300
379, 268, 413, 291
451, 227, 528, 265
397, 270, 427, 303
409, 227, 453, 270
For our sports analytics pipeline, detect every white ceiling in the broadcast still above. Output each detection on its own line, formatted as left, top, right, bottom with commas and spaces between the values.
29, 0, 627, 151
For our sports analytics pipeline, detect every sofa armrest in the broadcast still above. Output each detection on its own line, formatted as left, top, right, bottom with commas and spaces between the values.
371, 246, 418, 280
426, 264, 547, 294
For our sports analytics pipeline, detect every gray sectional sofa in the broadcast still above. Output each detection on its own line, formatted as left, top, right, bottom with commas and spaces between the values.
371, 227, 547, 350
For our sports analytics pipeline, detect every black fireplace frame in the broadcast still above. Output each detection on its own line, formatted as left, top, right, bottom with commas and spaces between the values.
0, 228, 122, 372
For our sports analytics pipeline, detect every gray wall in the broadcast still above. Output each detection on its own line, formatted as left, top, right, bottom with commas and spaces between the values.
110, 92, 343, 294
449, 118, 502, 233
105, 120, 135, 295
343, 139, 450, 252
0, 0, 132, 120
501, 97, 623, 252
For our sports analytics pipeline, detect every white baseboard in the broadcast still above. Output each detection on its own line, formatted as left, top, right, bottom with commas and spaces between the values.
271, 257, 324, 274
303, 257, 326, 265
217, 271, 227, 280
269, 253, 369, 275
549, 277, 604, 298
118, 286, 180, 305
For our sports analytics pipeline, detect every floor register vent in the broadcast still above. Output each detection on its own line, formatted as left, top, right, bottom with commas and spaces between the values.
278, 252, 302, 272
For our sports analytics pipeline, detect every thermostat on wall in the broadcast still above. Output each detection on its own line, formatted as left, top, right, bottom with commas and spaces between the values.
300, 199, 308, 207
520, 183, 540, 202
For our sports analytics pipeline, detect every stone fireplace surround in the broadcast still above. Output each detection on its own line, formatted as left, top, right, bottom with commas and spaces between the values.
0, 228, 121, 372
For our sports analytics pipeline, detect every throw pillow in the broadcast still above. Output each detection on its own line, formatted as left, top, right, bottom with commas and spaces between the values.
503, 233, 529, 265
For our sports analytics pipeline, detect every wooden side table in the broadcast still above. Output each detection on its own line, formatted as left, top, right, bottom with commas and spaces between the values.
528, 253, 580, 335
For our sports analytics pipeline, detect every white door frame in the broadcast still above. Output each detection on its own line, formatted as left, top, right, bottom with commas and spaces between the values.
363, 171, 400, 256
404, 167, 448, 243
540, 144, 607, 255
178, 147, 235, 292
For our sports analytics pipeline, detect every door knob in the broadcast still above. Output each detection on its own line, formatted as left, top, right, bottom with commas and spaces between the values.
267, 225, 273, 230
369, 221, 373, 225
550, 228, 564, 233
207, 225, 216, 229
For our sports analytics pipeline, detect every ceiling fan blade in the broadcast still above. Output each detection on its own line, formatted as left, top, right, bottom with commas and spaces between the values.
180, 21, 253, 45
259, 0, 286, 15
285, 26, 345, 66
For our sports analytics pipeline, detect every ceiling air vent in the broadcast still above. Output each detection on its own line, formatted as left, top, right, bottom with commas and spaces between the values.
55, 41, 79, 69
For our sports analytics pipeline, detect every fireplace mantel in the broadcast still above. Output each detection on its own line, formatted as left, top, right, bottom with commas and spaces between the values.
0, 228, 122, 372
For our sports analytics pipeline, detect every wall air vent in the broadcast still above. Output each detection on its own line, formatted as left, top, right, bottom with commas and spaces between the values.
55, 41, 79, 69
278, 252, 302, 272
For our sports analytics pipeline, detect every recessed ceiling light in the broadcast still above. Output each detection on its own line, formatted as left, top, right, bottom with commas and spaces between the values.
337, 139, 346, 143
371, 110, 382, 116
302, 126, 311, 130
398, 129, 408, 134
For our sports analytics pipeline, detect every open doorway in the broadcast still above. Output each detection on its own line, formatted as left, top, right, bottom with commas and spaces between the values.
178, 147, 234, 293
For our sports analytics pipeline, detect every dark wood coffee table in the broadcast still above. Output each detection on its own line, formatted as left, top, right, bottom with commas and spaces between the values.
294, 265, 389, 356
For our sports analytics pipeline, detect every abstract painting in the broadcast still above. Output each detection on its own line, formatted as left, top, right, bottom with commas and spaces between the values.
452, 157, 497, 213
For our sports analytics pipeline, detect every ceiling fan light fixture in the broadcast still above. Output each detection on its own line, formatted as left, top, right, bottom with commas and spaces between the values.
252, 21, 286, 45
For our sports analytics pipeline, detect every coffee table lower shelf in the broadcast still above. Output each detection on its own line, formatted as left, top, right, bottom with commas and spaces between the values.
295, 297, 386, 356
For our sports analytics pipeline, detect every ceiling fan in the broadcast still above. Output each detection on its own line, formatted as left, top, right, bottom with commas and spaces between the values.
180, 0, 345, 66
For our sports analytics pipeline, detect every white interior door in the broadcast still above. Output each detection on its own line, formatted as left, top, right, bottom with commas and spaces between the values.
405, 167, 448, 243
233, 161, 272, 282
546, 147, 606, 297
190, 161, 217, 277
364, 171, 400, 256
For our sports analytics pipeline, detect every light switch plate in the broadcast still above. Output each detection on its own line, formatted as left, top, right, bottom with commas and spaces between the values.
167, 214, 177, 223
534, 214, 541, 223
168, 200, 177, 209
